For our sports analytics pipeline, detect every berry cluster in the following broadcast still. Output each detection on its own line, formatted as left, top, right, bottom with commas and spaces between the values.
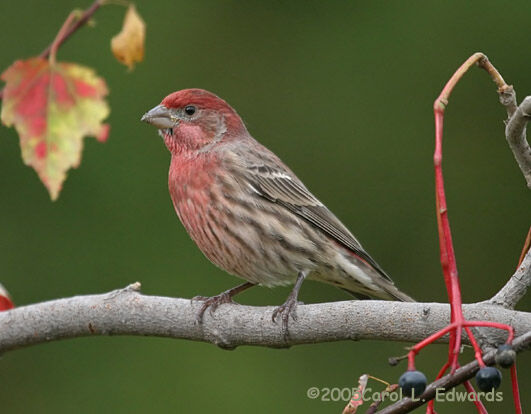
398, 343, 516, 398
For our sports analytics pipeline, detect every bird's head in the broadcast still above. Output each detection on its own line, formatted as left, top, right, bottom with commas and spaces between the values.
141, 88, 246, 153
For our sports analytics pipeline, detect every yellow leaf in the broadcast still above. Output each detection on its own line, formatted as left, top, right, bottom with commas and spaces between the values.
111, 5, 145, 70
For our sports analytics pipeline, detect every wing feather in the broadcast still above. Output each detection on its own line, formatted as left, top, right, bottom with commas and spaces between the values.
241, 159, 392, 282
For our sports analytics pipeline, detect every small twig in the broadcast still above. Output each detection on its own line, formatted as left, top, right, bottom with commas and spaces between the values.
489, 244, 531, 309
505, 95, 531, 188
0, 0, 102, 99
517, 226, 531, 268
492, 63, 531, 187
366, 384, 399, 414
498, 84, 518, 119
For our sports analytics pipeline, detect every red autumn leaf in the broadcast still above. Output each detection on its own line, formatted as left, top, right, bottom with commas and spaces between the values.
0, 283, 14, 311
1, 57, 109, 200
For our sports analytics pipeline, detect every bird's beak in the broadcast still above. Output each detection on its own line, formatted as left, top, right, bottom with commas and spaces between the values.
140, 104, 178, 129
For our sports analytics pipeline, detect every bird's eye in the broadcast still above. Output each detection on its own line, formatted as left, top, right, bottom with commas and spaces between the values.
184, 105, 196, 116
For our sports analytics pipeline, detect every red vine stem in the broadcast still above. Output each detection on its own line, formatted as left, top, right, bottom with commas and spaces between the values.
406, 321, 513, 369
510, 364, 522, 414
462, 379, 488, 414
426, 362, 487, 414
404, 53, 521, 413
0, 0, 102, 99
433, 52, 511, 372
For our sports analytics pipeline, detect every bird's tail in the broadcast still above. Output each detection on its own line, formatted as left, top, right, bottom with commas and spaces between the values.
342, 283, 415, 302
378, 283, 415, 302
339, 261, 415, 302
333, 249, 415, 302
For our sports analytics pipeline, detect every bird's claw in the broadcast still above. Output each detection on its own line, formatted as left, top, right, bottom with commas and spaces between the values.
272, 297, 301, 338
192, 292, 237, 323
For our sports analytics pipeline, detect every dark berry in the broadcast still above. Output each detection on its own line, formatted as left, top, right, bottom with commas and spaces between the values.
399, 370, 427, 398
495, 344, 516, 368
475, 367, 502, 391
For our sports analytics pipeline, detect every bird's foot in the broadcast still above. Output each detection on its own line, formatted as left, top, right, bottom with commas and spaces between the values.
191, 282, 256, 324
272, 297, 303, 338
192, 292, 237, 323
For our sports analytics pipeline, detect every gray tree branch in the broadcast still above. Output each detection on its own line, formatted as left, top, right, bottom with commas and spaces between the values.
501, 90, 531, 188
0, 278, 529, 354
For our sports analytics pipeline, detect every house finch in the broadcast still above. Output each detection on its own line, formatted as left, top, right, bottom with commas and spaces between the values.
141, 89, 413, 331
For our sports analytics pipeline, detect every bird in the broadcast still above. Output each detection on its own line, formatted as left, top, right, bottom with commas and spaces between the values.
141, 88, 413, 333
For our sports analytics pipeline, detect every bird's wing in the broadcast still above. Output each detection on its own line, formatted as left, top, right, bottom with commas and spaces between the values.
237, 150, 393, 282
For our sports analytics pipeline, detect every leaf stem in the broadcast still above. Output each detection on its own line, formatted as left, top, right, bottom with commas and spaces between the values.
40, 0, 103, 60
49, 12, 80, 65
0, 0, 102, 98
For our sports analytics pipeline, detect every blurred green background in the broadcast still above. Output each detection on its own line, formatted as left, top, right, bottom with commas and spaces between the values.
1, 1, 529, 412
